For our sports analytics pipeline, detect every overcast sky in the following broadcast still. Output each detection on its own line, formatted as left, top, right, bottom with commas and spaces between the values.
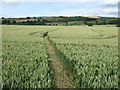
0, 0, 119, 18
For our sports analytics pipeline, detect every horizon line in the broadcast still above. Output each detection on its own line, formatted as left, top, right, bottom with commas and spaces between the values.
1, 15, 118, 18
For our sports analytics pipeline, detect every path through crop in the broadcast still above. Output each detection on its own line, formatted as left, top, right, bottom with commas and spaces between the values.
44, 34, 75, 88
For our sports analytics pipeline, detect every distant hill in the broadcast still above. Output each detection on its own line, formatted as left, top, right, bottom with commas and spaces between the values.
1, 16, 118, 26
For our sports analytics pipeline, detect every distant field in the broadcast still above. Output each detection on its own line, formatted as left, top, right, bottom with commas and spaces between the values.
2, 25, 118, 88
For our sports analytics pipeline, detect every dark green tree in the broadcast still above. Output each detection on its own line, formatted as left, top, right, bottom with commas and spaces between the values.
12, 20, 16, 24
2, 17, 5, 19
26, 17, 31, 19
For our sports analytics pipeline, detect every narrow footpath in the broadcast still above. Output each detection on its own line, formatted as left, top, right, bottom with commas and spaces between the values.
44, 35, 75, 88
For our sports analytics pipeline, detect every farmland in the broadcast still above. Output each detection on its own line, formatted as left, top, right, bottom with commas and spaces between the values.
2, 25, 118, 88
48, 25, 118, 88
2, 25, 57, 88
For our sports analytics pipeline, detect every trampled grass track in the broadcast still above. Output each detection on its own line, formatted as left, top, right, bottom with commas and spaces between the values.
44, 33, 75, 88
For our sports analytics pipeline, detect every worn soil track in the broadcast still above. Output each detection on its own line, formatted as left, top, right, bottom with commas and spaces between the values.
44, 35, 75, 88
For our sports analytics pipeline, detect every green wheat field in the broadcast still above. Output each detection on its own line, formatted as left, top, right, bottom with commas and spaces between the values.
2, 25, 118, 88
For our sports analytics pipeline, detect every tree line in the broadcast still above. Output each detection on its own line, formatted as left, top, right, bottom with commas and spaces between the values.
1, 16, 119, 26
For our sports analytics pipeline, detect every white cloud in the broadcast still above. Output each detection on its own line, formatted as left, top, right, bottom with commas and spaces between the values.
4, 0, 19, 2
103, 0, 119, 4
99, 0, 119, 7
2, 0, 120, 3
103, 8, 118, 13
98, 14, 117, 17
99, 0, 119, 17
3, 0, 100, 2
1, 0, 119, 17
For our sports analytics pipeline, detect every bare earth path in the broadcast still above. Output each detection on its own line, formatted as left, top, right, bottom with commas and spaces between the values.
44, 35, 75, 88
